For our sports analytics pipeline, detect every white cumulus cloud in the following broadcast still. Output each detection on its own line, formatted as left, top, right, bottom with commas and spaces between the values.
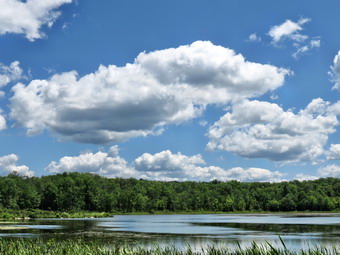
310, 39, 321, 48
0, 61, 23, 87
0, 110, 6, 131
267, 18, 320, 59
330, 51, 340, 90
207, 98, 340, 163
45, 146, 137, 178
293, 39, 321, 59
0, 154, 34, 177
327, 144, 340, 160
223, 167, 284, 182
134, 150, 283, 182
318, 164, 340, 178
10, 41, 289, 144
134, 150, 207, 181
0, 0, 72, 41
0, 61, 23, 131
45, 148, 284, 182
268, 18, 310, 44
293, 173, 318, 181
247, 33, 261, 42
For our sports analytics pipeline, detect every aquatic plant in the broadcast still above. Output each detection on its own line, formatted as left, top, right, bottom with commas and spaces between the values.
0, 238, 338, 255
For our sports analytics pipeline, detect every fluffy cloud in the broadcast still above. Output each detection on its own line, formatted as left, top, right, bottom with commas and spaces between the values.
0, 0, 72, 41
0, 61, 23, 131
0, 61, 23, 87
310, 39, 321, 48
137, 41, 289, 98
295, 163, 340, 180
0, 154, 34, 177
267, 18, 320, 59
134, 150, 283, 182
330, 51, 340, 90
327, 144, 340, 160
223, 167, 284, 182
45, 147, 283, 182
134, 150, 207, 181
293, 39, 321, 59
318, 164, 340, 178
247, 33, 261, 42
10, 41, 289, 144
0, 110, 6, 131
45, 146, 137, 177
293, 173, 318, 181
207, 98, 340, 163
268, 18, 310, 44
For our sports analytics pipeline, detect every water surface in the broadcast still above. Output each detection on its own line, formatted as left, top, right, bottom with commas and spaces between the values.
0, 214, 339, 251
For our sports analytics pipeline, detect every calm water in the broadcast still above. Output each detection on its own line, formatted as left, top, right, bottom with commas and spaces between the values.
0, 214, 339, 250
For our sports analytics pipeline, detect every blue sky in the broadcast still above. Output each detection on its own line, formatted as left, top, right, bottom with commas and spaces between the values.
0, 0, 339, 181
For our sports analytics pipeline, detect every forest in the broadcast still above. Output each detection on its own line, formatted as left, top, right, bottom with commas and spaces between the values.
0, 172, 339, 213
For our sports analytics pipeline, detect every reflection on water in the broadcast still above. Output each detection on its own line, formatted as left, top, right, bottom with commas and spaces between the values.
0, 214, 339, 250
192, 222, 340, 234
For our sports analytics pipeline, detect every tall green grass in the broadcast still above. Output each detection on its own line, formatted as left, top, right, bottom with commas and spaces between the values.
0, 209, 113, 219
0, 238, 338, 255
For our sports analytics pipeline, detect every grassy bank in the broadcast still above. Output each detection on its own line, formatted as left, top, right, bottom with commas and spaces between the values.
116, 210, 340, 216
0, 209, 112, 219
1, 209, 339, 219
0, 238, 338, 255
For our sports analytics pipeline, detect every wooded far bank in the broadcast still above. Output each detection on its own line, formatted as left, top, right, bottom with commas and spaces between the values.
0, 172, 339, 214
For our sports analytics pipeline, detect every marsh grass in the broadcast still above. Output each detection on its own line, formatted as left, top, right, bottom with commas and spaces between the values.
0, 238, 338, 255
0, 226, 30, 230
0, 209, 112, 219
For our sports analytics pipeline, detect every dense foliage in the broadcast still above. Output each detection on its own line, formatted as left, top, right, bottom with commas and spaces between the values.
0, 172, 339, 213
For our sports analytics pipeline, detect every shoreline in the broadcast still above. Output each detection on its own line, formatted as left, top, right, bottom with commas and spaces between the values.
1, 209, 339, 220
112, 210, 340, 216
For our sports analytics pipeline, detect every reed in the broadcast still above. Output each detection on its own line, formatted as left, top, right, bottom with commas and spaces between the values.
0, 209, 113, 219
0, 238, 338, 255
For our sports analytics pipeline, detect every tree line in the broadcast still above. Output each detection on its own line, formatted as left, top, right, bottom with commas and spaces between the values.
0, 172, 339, 213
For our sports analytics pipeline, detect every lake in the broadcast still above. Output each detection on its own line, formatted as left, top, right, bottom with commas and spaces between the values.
0, 214, 339, 251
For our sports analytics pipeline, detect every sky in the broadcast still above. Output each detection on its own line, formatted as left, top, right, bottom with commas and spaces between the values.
0, 0, 339, 182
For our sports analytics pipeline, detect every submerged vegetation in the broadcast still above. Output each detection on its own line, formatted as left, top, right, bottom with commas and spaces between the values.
0, 172, 339, 216
0, 238, 338, 255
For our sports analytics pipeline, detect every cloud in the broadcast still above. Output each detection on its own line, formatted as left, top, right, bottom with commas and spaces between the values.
310, 39, 321, 48
0, 61, 24, 131
223, 167, 284, 182
0, 0, 72, 41
318, 164, 340, 178
134, 150, 283, 182
0, 110, 6, 131
293, 173, 318, 181
199, 120, 208, 127
45, 146, 137, 178
327, 144, 340, 160
134, 150, 207, 181
136, 41, 289, 97
0, 61, 23, 87
0, 154, 34, 177
268, 18, 310, 45
330, 51, 340, 90
207, 98, 340, 163
266, 18, 320, 59
247, 33, 261, 42
292, 45, 309, 59
270, 94, 278, 100
10, 41, 289, 144
46, 147, 284, 182
293, 39, 321, 59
